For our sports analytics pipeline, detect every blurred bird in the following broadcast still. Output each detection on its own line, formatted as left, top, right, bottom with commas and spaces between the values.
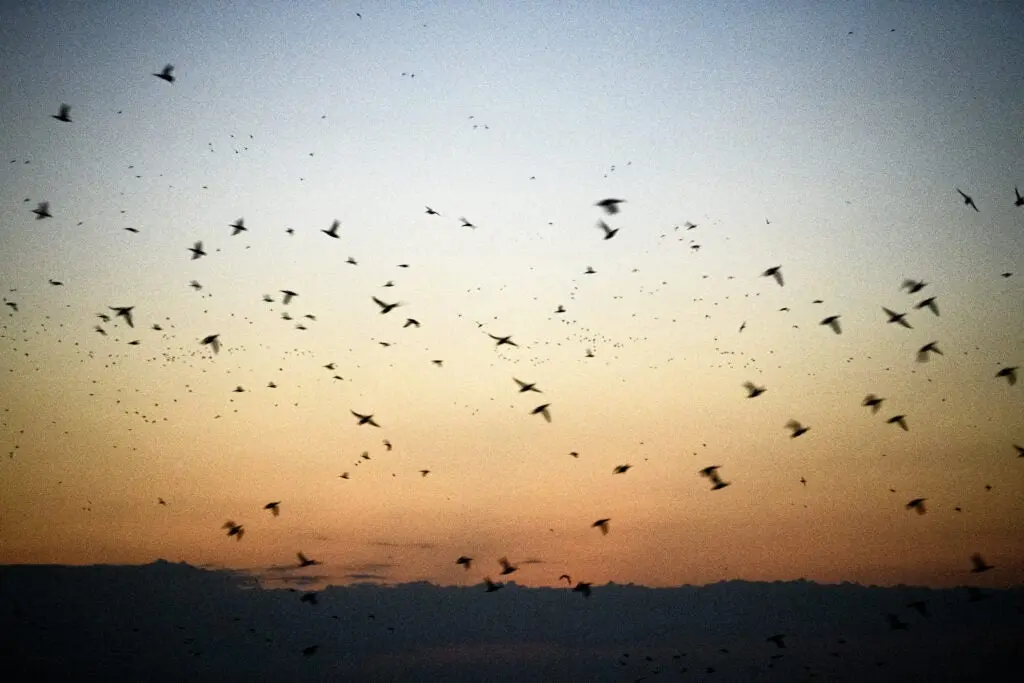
456, 556, 473, 570
109, 306, 134, 328
699, 466, 730, 490
995, 366, 1017, 385
906, 498, 927, 515
223, 521, 244, 540
862, 394, 884, 413
1015, 186, 1024, 207
263, 501, 280, 516
460, 217, 476, 229
917, 342, 942, 362
595, 198, 625, 214
613, 464, 632, 474
489, 333, 517, 347
970, 553, 993, 573
743, 381, 766, 398
300, 592, 318, 605
596, 220, 619, 240
498, 557, 518, 575
887, 415, 908, 431
767, 634, 787, 649
784, 420, 810, 438
915, 297, 939, 316
956, 188, 979, 211
201, 334, 221, 354
559, 574, 572, 584
351, 410, 380, 427
403, 318, 420, 328
762, 266, 784, 287
907, 600, 929, 618
1014, 444, 1023, 458
820, 315, 842, 334
32, 201, 52, 219
280, 290, 298, 304
153, 64, 175, 82
901, 279, 927, 294
886, 613, 908, 630
513, 378, 541, 393
322, 220, 341, 238
189, 241, 206, 259
592, 518, 610, 534
229, 218, 246, 235
483, 577, 502, 592
573, 582, 592, 598
302, 645, 319, 657
297, 552, 319, 567
425, 206, 440, 215
51, 104, 71, 122
531, 403, 552, 422
882, 307, 912, 329
372, 296, 400, 314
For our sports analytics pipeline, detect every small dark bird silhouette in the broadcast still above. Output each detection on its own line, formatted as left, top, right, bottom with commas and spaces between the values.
263, 501, 280, 516
229, 218, 247, 235
743, 381, 766, 398
153, 64, 175, 82
592, 518, 610, 535
483, 577, 503, 592
559, 574, 572, 584
297, 552, 319, 567
995, 366, 1017, 386
403, 318, 420, 328
784, 420, 810, 438
901, 278, 927, 293
596, 220, 619, 240
424, 206, 441, 216
917, 342, 942, 362
201, 334, 221, 354
915, 297, 939, 316
595, 198, 625, 214
887, 415, 908, 431
351, 410, 380, 427
372, 296, 400, 314
573, 582, 592, 598
158, 497, 167, 506
1014, 444, 1024, 458
531, 403, 552, 422
613, 464, 632, 474
699, 466, 730, 490
513, 378, 541, 393
956, 188, 979, 212
188, 280, 202, 290
970, 553, 993, 573
906, 498, 927, 515
1015, 186, 1024, 207
489, 333, 517, 347
280, 290, 298, 304
820, 315, 842, 334
52, 104, 71, 122
110, 306, 134, 328
456, 556, 473, 570
762, 266, 784, 287
419, 469, 430, 477
498, 557, 518, 575
48, 279, 63, 286
767, 634, 787, 649
322, 220, 341, 238
32, 201, 52, 219
223, 521, 244, 540
882, 307, 912, 329
188, 241, 206, 259
460, 217, 476, 229
862, 394, 884, 413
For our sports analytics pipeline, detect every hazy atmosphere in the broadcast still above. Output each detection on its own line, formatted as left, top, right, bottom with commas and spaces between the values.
1, 1, 1022, 678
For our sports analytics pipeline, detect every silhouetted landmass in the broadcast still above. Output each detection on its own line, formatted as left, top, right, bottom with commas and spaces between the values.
1, 561, 1021, 681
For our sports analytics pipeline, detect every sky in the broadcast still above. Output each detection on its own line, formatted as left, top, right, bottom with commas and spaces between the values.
0, 1, 1022, 589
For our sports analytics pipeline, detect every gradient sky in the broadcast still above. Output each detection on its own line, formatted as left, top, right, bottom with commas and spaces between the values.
1, 1, 1021, 589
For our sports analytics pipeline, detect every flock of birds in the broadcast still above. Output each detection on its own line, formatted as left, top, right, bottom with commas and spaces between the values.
2, 53, 1022, 670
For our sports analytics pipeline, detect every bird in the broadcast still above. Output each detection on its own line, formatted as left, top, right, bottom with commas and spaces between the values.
784, 420, 810, 438
346, 256, 358, 265
995, 366, 1017, 386
459, 217, 476, 229
1015, 186, 1024, 207
882, 307, 912, 329
488, 333, 517, 347
767, 635, 787, 649
383, 440, 392, 451
762, 266, 784, 287
531, 404, 552, 422
153, 64, 175, 82
229, 218, 247, 235
425, 206, 440, 215
862, 394, 884, 413
280, 290, 298, 304
699, 466, 730, 490
1014, 444, 1024, 458
188, 241, 206, 259
223, 521, 244, 540
200, 334, 221, 354
613, 464, 632, 474
322, 220, 340, 238
572, 582, 592, 598
48, 279, 63, 286
743, 381, 766, 398
559, 574, 572, 584
956, 188, 979, 211
820, 315, 842, 334
970, 553, 994, 573
901, 278, 927, 294
297, 552, 319, 567
596, 220, 619, 240
372, 296, 400, 314
595, 198, 625, 214
483, 577, 502, 592
887, 415, 908, 431
513, 378, 541, 393
906, 498, 927, 515
498, 557, 518, 575
591, 518, 610, 535
403, 318, 420, 328
263, 501, 280, 516
456, 556, 473, 570
51, 104, 71, 122
188, 280, 202, 290
917, 342, 942, 362
157, 497, 167, 506
351, 411, 380, 427
32, 201, 52, 219
915, 297, 939, 316
419, 469, 430, 477
584, 266, 596, 274
109, 306, 134, 328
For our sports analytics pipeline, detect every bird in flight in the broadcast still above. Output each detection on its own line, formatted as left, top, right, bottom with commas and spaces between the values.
862, 394, 884, 413
596, 220, 619, 240
153, 64, 175, 82
110, 306, 135, 328
456, 556, 473, 570
52, 104, 72, 122
820, 315, 842, 334
1015, 186, 1024, 207
32, 201, 52, 219
189, 241, 206, 259
459, 217, 476, 229
513, 378, 541, 393
970, 553, 993, 573
906, 498, 927, 515
784, 420, 810, 438
613, 464, 632, 474
419, 469, 430, 477
201, 334, 221, 354
915, 297, 939, 316
483, 577, 503, 592
901, 278, 927, 294
498, 557, 518, 575
297, 552, 319, 567
743, 381, 766, 398
531, 403, 552, 422
403, 318, 420, 328
995, 366, 1017, 385
595, 198, 625, 214
1014, 445, 1023, 458
887, 415, 908, 431
280, 290, 298, 304
882, 307, 912, 329
302, 645, 319, 657
322, 220, 340, 238
263, 501, 280, 517
488, 333, 517, 347
223, 521, 244, 540
699, 466, 730, 490
425, 206, 441, 215
351, 411, 380, 427
917, 342, 942, 362
956, 188, 979, 211
572, 582, 592, 598
229, 218, 247, 235
761, 266, 784, 287
592, 518, 610, 535
372, 296, 400, 314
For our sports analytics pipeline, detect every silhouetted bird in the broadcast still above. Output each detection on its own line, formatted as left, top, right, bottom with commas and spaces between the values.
785, 420, 810, 437
322, 220, 340, 238
613, 464, 632, 474
302, 645, 319, 657
906, 498, 927, 515
280, 290, 298, 304
489, 333, 517, 347
201, 334, 221, 354
862, 394, 884, 413
743, 381, 766, 398
559, 574, 572, 584
970, 553, 993, 573
886, 613, 908, 630
297, 552, 318, 567
403, 318, 420, 328
699, 466, 730, 490
1015, 186, 1024, 207
995, 366, 1017, 385
110, 306, 134, 328
372, 296, 400, 314
52, 104, 71, 122
513, 378, 541, 393
882, 307, 912, 328
460, 217, 476, 229
573, 582, 592, 598
456, 556, 473, 570
820, 315, 842, 334
762, 266, 784, 286
351, 410, 380, 427
887, 415, 908, 431
595, 198, 625, 214
153, 64, 175, 82
483, 577, 502, 592
956, 188, 979, 211
907, 600, 929, 617
915, 297, 939, 316
223, 521, 244, 540
498, 557, 518, 575
189, 241, 206, 259
229, 218, 246, 235
901, 278, 927, 294
1015, 444, 1024, 458
425, 206, 440, 215
263, 501, 280, 516
767, 634, 787, 649
531, 403, 552, 422
32, 201, 51, 219
596, 220, 619, 240
300, 592, 318, 605
917, 342, 942, 362
592, 518, 610, 535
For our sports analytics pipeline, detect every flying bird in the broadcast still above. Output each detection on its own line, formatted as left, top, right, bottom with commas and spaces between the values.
595, 198, 625, 214
699, 466, 730, 490
970, 553, 993, 573
995, 366, 1017, 386
153, 64, 175, 82
513, 378, 541, 393
297, 552, 319, 567
456, 556, 473, 570
223, 521, 244, 540
613, 464, 632, 474
403, 318, 420, 328
906, 498, 927, 515
425, 206, 440, 215
51, 104, 71, 122
887, 415, 908, 431
1015, 186, 1024, 207
322, 220, 340, 238
596, 220, 619, 240
483, 577, 503, 592
572, 582, 592, 598
862, 394, 884, 413
200, 334, 221, 354
372, 296, 400, 314
459, 217, 476, 229
109, 306, 134, 328
820, 315, 842, 334
882, 307, 912, 329
263, 501, 280, 517
784, 420, 810, 438
761, 266, 784, 287
559, 574, 572, 584
915, 297, 939, 316
229, 218, 247, 235
188, 241, 206, 259
488, 333, 517, 347
280, 290, 298, 304
917, 342, 942, 362
901, 278, 927, 294
351, 410, 380, 427
531, 403, 552, 422
32, 201, 52, 219
591, 518, 610, 535
743, 381, 766, 398
498, 557, 518, 575
956, 188, 979, 211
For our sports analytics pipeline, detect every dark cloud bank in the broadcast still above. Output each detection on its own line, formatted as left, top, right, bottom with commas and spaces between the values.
1, 561, 1020, 682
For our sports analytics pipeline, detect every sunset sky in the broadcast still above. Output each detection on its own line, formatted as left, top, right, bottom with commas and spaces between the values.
1, 1, 1021, 589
